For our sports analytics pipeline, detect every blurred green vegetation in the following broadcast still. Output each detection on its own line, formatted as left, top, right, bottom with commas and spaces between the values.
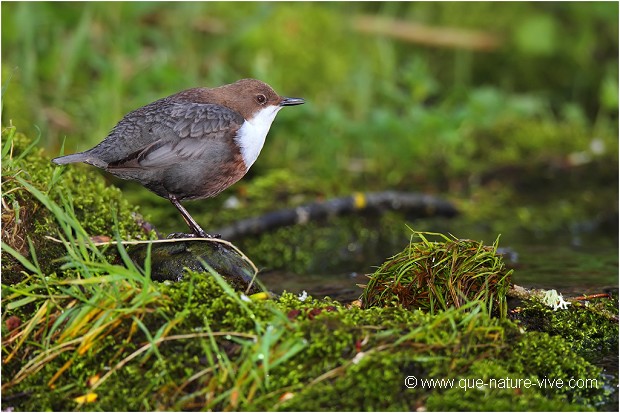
2, 1, 618, 239
2, 5, 618, 409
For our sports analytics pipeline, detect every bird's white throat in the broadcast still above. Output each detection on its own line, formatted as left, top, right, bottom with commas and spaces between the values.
236, 105, 282, 170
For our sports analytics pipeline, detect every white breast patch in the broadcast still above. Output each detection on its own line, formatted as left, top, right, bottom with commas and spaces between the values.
235, 105, 282, 170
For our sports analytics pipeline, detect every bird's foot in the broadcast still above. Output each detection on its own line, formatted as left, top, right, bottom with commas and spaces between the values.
166, 232, 193, 239
196, 230, 222, 239
166, 231, 222, 239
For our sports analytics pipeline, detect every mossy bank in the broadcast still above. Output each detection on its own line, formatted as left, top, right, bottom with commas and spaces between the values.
2, 128, 618, 411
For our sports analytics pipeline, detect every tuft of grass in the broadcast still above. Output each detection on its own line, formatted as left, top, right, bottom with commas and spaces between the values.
1, 125, 149, 283
1, 167, 164, 392
362, 229, 512, 316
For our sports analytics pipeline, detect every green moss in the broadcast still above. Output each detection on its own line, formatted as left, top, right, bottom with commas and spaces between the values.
155, 271, 275, 332
275, 350, 423, 411
425, 359, 592, 411
3, 270, 614, 411
510, 332, 607, 404
512, 299, 619, 362
267, 301, 609, 411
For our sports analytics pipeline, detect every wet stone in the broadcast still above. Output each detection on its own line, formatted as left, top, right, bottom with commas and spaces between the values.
127, 239, 260, 293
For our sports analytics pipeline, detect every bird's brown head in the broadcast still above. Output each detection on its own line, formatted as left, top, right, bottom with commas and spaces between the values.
187, 78, 304, 119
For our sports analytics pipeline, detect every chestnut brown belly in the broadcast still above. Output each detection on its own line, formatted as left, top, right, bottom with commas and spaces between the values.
108, 156, 247, 201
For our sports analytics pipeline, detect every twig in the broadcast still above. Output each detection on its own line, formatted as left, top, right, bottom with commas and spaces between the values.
215, 191, 458, 240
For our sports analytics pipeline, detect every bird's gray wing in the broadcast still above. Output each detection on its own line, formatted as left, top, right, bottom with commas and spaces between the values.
106, 102, 243, 170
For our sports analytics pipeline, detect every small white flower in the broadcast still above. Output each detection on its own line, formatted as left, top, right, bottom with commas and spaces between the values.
240, 294, 251, 302
542, 289, 571, 311
554, 294, 571, 310
298, 290, 308, 302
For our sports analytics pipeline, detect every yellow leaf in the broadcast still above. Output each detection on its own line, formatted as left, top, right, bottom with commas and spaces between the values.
250, 292, 269, 301
74, 393, 98, 404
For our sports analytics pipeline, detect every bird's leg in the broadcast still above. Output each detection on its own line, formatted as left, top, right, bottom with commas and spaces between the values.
168, 195, 219, 239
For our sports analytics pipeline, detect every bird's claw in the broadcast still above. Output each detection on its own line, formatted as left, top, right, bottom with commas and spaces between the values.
166, 231, 221, 239
194, 231, 222, 239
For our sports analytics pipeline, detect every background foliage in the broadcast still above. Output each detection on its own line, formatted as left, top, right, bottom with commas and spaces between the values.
2, 1, 618, 239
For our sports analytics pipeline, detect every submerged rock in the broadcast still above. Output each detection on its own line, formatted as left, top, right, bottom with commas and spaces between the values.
127, 238, 259, 293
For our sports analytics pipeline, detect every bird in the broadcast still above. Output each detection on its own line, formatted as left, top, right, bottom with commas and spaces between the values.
52, 78, 305, 238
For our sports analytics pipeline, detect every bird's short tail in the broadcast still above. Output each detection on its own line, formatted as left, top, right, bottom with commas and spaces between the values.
52, 153, 89, 165
52, 152, 108, 169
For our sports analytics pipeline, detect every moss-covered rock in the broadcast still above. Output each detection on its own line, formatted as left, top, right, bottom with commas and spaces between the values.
511, 299, 619, 362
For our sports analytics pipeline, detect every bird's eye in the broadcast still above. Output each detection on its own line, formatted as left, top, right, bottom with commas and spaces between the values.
256, 94, 267, 104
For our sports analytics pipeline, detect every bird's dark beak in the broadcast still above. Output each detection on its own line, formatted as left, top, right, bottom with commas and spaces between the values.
280, 97, 305, 106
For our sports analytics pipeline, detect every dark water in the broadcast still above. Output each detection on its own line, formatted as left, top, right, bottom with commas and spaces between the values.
509, 243, 618, 291
259, 237, 619, 301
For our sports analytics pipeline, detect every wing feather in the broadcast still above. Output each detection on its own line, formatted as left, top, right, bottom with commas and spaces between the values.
106, 102, 243, 170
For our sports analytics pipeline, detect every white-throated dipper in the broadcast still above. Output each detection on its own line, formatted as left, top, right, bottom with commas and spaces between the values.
52, 79, 305, 238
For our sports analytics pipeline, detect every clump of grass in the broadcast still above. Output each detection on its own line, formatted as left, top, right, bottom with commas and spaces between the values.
1, 124, 148, 283
1, 127, 165, 392
362, 230, 512, 316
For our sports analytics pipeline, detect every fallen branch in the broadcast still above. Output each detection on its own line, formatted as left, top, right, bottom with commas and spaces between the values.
215, 191, 458, 240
